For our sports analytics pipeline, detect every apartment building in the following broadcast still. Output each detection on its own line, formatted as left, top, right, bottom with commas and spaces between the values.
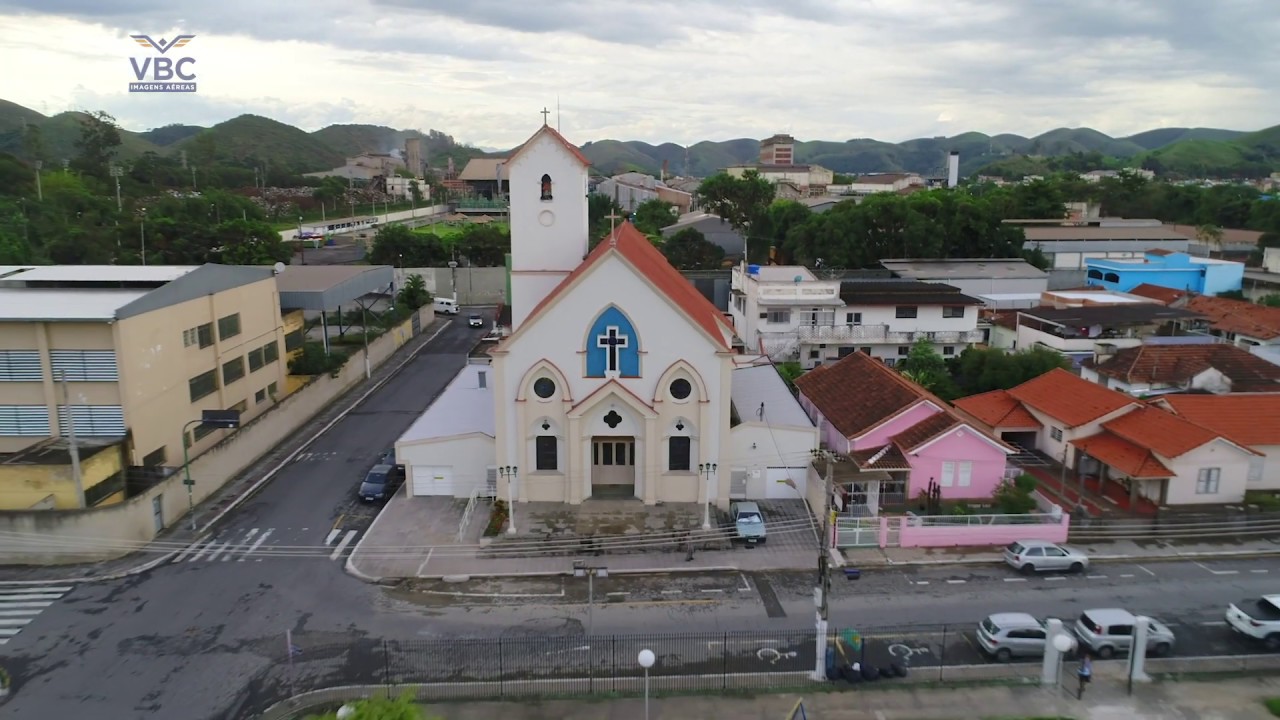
728, 264, 984, 368
1013, 218, 1194, 289
0, 265, 288, 508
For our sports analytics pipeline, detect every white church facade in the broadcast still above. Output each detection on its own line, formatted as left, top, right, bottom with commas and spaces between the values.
396, 123, 817, 508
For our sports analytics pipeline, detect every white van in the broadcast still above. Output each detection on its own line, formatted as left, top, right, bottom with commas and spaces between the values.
433, 297, 459, 315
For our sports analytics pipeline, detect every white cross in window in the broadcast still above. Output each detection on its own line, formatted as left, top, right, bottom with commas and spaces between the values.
596, 326, 629, 373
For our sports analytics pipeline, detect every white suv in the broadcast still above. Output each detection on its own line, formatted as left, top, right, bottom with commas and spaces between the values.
1074, 608, 1175, 659
1226, 595, 1280, 650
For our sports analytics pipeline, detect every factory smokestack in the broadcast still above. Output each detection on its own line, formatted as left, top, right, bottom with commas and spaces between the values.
947, 151, 960, 189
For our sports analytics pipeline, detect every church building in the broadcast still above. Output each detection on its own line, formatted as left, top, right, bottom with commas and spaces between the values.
396, 122, 818, 509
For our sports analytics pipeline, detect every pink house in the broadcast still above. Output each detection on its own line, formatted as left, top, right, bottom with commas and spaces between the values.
794, 352, 1014, 513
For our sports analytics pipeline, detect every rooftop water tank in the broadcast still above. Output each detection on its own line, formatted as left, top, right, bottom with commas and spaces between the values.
747, 264, 761, 275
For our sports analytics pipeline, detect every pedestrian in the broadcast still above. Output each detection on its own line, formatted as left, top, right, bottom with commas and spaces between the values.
1076, 651, 1092, 700
685, 530, 695, 562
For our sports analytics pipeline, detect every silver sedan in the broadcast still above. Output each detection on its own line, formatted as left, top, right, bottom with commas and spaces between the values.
1003, 539, 1089, 574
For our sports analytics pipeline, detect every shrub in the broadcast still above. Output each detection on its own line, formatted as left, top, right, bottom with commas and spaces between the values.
1014, 473, 1038, 494
1265, 698, 1280, 717
484, 499, 509, 537
287, 341, 349, 378
993, 478, 1038, 515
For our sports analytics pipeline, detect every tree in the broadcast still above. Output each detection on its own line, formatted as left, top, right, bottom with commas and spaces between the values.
694, 170, 775, 257
397, 273, 431, 309
408, 179, 423, 204
632, 198, 677, 235
950, 346, 1069, 395
1195, 224, 1224, 251
1258, 294, 1280, 308
660, 227, 724, 270
369, 224, 449, 266
211, 220, 290, 265
454, 224, 510, 266
898, 339, 960, 400
71, 110, 123, 180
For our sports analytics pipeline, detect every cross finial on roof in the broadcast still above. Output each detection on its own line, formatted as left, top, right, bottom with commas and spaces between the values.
540, 107, 551, 125
605, 211, 622, 244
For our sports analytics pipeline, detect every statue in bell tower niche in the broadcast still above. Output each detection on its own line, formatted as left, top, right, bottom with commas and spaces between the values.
540, 173, 553, 201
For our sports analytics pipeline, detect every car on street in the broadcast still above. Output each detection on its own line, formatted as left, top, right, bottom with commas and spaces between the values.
378, 447, 404, 474
358, 464, 397, 502
467, 313, 484, 328
730, 501, 766, 544
1226, 595, 1280, 650
1003, 539, 1089, 574
1073, 608, 1175, 658
976, 613, 1051, 662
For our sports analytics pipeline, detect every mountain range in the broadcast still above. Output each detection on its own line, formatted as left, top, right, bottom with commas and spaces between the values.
0, 98, 1276, 180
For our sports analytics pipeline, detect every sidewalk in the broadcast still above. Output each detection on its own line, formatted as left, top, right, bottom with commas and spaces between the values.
0, 320, 450, 586
280, 675, 1280, 720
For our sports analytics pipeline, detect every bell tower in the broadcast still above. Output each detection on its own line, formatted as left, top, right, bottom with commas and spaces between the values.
506, 115, 591, 330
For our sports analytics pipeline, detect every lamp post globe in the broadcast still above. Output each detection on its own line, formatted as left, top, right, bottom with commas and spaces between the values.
638, 649, 655, 668
1052, 634, 1075, 654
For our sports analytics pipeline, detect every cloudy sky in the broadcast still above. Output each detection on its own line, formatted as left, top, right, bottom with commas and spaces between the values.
0, 0, 1277, 149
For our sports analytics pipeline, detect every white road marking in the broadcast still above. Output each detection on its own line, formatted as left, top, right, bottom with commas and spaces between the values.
1045, 576, 1066, 581
945, 579, 965, 584
415, 548, 435, 577
0, 628, 21, 637
207, 542, 231, 562
738, 573, 752, 592
1194, 561, 1239, 576
1087, 575, 1107, 579
330, 530, 358, 560
1120, 574, 1135, 578
1003, 578, 1027, 583
241, 529, 273, 560
1137, 565, 1156, 577
0, 602, 54, 610
188, 539, 217, 562
606, 592, 630, 597
171, 538, 206, 563
661, 589, 682, 594
325, 528, 342, 545
0, 617, 33, 627
1200, 621, 1228, 627
1252, 569, 1269, 574
0, 586, 72, 595
915, 581, 929, 585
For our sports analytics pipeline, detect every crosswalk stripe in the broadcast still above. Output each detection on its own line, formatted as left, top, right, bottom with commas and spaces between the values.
0, 618, 33, 627
0, 628, 21, 637
330, 530, 357, 560
172, 537, 207, 563
207, 542, 231, 562
188, 538, 217, 562
0, 609, 44, 617
0, 586, 73, 594
243, 529, 273, 557
0, 602, 54, 610
0, 593, 63, 602
325, 528, 341, 545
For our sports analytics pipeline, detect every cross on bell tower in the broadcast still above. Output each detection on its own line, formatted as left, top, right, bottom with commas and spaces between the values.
540, 107, 551, 125
606, 211, 622, 245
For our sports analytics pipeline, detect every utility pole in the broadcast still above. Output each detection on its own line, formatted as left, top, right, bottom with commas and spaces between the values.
139, 207, 147, 266
109, 165, 123, 212
810, 449, 835, 681
34, 159, 43, 201
58, 371, 85, 509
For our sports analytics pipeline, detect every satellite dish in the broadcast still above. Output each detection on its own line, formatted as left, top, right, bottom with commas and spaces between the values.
273, 262, 286, 275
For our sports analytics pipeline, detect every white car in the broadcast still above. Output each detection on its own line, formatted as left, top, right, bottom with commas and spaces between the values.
1226, 595, 1280, 650
467, 314, 484, 328
1003, 539, 1089, 574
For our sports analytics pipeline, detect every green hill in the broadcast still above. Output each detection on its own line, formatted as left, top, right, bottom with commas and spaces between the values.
311, 124, 487, 170
1136, 123, 1280, 177
173, 114, 343, 173
1124, 127, 1246, 150
0, 102, 162, 162
139, 123, 205, 147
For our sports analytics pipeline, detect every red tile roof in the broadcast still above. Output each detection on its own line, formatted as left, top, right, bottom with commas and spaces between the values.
1084, 343, 1280, 392
891, 411, 960, 452
515, 222, 731, 349
952, 389, 1042, 429
849, 444, 913, 470
1071, 432, 1175, 479
794, 352, 929, 439
507, 124, 590, 166
1186, 296, 1280, 341
1005, 368, 1137, 427
1127, 283, 1187, 305
1101, 406, 1220, 458
1160, 394, 1280, 447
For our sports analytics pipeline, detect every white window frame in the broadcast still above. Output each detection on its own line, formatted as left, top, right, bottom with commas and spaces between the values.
957, 460, 972, 488
1050, 427, 1063, 442
1196, 467, 1220, 495
940, 461, 955, 487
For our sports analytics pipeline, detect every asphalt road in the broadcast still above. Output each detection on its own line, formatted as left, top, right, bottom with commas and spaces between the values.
0, 314, 492, 720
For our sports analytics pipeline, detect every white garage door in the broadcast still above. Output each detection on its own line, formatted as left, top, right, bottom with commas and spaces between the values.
411, 465, 456, 496
766, 467, 807, 499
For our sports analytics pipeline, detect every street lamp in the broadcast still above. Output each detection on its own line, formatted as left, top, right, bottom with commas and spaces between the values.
498, 466, 518, 534
109, 165, 123, 212
637, 649, 655, 720
698, 462, 717, 530
34, 159, 43, 201
448, 259, 459, 303
181, 410, 241, 531
297, 215, 306, 265
573, 561, 608, 638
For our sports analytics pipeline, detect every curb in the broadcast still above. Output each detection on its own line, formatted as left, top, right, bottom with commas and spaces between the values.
0, 321, 450, 588
408, 565, 744, 581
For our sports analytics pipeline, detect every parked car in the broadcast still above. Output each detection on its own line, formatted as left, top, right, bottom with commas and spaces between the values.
1226, 595, 1280, 650
358, 464, 396, 502
1003, 540, 1089, 574
467, 313, 484, 328
730, 501, 766, 544
976, 613, 1050, 662
377, 447, 404, 475
1073, 608, 1175, 659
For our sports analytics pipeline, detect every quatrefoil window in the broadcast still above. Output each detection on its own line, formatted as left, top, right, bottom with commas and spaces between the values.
541, 421, 551, 431
603, 410, 622, 429
675, 420, 685, 432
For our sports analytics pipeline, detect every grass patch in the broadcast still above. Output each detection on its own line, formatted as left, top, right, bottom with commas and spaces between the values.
413, 221, 509, 241
1264, 697, 1280, 716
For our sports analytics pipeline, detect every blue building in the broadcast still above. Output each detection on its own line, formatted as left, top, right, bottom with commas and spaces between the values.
1085, 250, 1243, 296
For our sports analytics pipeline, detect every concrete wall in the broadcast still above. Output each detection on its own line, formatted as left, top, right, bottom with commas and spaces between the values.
0, 443, 125, 510
0, 307, 434, 565
891, 512, 1069, 548
396, 267, 508, 306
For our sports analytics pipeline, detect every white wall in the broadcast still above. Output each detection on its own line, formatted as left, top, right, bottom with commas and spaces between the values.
399, 432, 495, 498
1249, 445, 1280, 491
507, 130, 590, 330
729, 422, 819, 497
1024, 403, 1138, 468
1164, 439, 1252, 505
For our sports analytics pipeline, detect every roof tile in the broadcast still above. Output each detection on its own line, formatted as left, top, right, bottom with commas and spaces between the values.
1084, 343, 1280, 391
952, 389, 1041, 429
1071, 432, 1175, 478
1160, 394, 1280, 446
1186, 295, 1280, 341
1101, 406, 1219, 458
1127, 283, 1187, 305
794, 352, 927, 438
1005, 368, 1136, 427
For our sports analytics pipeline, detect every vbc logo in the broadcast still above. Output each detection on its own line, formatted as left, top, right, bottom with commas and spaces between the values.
128, 34, 197, 93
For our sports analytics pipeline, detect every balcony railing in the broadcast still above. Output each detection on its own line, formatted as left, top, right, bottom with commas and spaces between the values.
792, 325, 984, 344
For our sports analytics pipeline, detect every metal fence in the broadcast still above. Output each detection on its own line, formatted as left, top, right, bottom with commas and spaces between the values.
232, 625, 1280, 720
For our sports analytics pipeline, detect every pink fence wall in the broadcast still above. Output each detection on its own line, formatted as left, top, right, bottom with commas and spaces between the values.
889, 513, 1070, 549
